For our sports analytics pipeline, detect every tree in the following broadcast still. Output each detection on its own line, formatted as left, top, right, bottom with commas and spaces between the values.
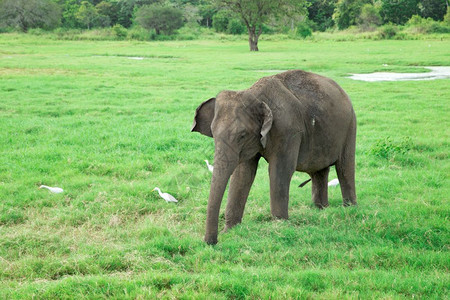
0, 0, 61, 32
117, 0, 161, 28
96, 1, 119, 25
135, 4, 184, 35
357, 4, 381, 30
307, 0, 337, 31
380, 0, 419, 25
215, 0, 307, 51
76, 1, 99, 29
419, 0, 447, 21
332, 0, 370, 30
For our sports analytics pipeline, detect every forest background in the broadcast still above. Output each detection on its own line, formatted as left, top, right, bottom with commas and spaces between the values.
1, 0, 449, 49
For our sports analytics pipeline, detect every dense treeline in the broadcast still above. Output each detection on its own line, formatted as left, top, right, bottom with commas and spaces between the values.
0, 0, 449, 50
1, 0, 448, 32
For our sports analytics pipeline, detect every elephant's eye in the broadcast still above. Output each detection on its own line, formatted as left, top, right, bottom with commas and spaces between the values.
237, 132, 247, 142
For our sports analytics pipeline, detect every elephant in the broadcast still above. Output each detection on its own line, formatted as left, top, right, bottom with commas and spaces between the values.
191, 70, 357, 245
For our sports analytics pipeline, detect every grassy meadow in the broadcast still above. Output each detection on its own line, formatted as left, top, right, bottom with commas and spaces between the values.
0, 34, 449, 298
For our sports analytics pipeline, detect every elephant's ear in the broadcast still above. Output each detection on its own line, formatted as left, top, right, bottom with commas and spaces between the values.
260, 102, 273, 148
191, 98, 216, 137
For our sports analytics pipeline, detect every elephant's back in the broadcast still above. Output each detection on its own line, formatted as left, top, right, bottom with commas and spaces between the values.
268, 70, 355, 172
276, 70, 351, 106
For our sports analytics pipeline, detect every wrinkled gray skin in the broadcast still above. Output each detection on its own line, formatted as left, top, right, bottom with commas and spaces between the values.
192, 70, 357, 245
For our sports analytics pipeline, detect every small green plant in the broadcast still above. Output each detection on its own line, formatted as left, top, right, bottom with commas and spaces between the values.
370, 136, 413, 159
296, 23, 312, 38
378, 24, 398, 39
112, 24, 127, 40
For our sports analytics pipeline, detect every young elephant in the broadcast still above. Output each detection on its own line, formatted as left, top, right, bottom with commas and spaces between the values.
192, 70, 357, 245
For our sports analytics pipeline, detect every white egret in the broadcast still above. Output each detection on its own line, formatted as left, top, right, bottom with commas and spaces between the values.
328, 178, 339, 187
39, 185, 64, 194
152, 187, 178, 203
204, 160, 214, 172
298, 178, 340, 188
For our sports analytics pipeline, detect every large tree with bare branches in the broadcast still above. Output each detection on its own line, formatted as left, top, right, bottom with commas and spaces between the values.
215, 0, 306, 51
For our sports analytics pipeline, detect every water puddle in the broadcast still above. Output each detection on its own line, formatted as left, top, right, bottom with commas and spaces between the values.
349, 66, 450, 82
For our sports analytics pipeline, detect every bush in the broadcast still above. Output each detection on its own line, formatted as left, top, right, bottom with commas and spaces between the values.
378, 24, 398, 39
127, 27, 152, 41
112, 24, 127, 39
406, 15, 450, 34
296, 23, 312, 38
370, 137, 412, 159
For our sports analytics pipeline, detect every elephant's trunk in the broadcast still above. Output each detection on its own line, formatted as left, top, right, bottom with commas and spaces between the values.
204, 150, 238, 245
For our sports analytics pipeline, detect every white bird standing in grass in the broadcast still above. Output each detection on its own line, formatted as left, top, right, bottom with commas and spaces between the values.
39, 185, 64, 194
298, 178, 340, 188
328, 178, 340, 187
204, 160, 214, 172
152, 187, 178, 203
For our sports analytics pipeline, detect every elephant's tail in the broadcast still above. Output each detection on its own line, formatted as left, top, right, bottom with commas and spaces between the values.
298, 178, 311, 188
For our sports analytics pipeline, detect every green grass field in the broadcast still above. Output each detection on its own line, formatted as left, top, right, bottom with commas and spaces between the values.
0, 34, 449, 298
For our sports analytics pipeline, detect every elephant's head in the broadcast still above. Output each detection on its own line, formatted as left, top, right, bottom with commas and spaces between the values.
191, 91, 273, 244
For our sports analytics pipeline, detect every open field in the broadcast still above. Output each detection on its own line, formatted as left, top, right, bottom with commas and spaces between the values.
0, 34, 449, 298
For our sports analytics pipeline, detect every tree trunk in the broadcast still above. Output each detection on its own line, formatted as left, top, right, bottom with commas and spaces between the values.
248, 26, 262, 51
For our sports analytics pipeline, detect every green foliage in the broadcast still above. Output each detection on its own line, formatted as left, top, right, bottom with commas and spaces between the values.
0, 0, 61, 32
296, 22, 313, 38
112, 23, 127, 39
214, 0, 308, 50
135, 4, 184, 35
380, 0, 419, 25
212, 10, 230, 33
370, 137, 412, 160
76, 1, 99, 29
333, 0, 370, 30
445, 7, 450, 25
227, 19, 246, 35
377, 23, 398, 39
357, 4, 381, 31
419, 0, 447, 21
307, 0, 337, 31
406, 14, 450, 33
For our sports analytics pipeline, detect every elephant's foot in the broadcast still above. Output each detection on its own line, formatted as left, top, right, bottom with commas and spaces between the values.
204, 234, 218, 245
314, 200, 329, 209
343, 198, 357, 207
271, 211, 289, 220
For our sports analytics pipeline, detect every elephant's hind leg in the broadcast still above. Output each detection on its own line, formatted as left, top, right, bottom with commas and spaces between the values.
311, 167, 330, 209
336, 127, 357, 206
224, 155, 260, 231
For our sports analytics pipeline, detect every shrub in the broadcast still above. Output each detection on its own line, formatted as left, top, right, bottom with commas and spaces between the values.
127, 26, 152, 41
406, 15, 450, 34
296, 23, 312, 38
112, 24, 127, 39
370, 137, 412, 159
378, 24, 398, 39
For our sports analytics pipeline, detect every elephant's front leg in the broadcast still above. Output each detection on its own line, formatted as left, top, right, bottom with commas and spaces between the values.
224, 155, 260, 231
268, 154, 296, 219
